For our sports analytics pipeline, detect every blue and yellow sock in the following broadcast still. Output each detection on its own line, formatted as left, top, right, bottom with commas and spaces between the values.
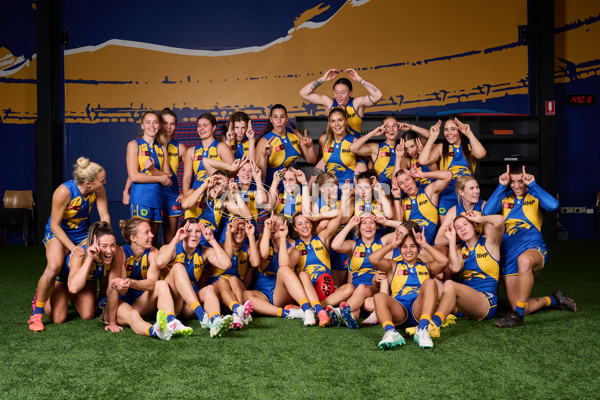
431, 312, 444, 328
514, 300, 527, 317
382, 320, 396, 333
166, 313, 176, 323
310, 300, 324, 314
190, 301, 206, 321
277, 308, 289, 318
545, 296, 557, 307
229, 301, 241, 313
299, 298, 311, 312
147, 325, 158, 337
33, 300, 46, 315
209, 311, 221, 324
418, 314, 431, 330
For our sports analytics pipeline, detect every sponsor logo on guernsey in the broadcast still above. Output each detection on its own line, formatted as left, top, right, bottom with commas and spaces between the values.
477, 253, 489, 259
524, 200, 535, 206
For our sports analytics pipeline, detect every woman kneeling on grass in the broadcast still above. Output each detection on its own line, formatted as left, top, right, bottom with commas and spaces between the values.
369, 227, 448, 350
110, 218, 192, 340
242, 214, 326, 325
156, 218, 235, 338
45, 222, 122, 330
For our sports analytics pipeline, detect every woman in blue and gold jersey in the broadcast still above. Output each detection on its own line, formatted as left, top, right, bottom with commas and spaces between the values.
182, 113, 235, 217
394, 168, 452, 245
156, 218, 234, 338
181, 170, 252, 242
287, 201, 354, 323
126, 111, 173, 242
351, 117, 433, 188
435, 175, 486, 246
419, 116, 487, 222
158, 108, 187, 244
329, 214, 401, 329
267, 167, 310, 223
393, 130, 439, 189
45, 222, 122, 331
421, 211, 504, 337
242, 215, 326, 326
255, 104, 317, 187
223, 111, 256, 161
483, 165, 576, 328
299, 68, 383, 139
29, 157, 110, 332
111, 218, 192, 340
369, 228, 449, 350
317, 107, 363, 186
210, 218, 259, 329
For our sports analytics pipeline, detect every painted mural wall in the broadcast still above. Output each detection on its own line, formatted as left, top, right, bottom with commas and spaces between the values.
1, 0, 599, 238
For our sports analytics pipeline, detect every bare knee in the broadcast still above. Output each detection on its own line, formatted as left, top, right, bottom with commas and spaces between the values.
80, 310, 95, 320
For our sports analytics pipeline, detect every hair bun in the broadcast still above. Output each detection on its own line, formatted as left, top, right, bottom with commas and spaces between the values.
76, 157, 90, 169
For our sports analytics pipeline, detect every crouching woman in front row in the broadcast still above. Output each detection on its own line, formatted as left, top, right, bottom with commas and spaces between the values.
369, 227, 448, 350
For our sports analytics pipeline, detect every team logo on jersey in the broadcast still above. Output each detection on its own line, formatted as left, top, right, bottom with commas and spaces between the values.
449, 152, 454, 157
354, 251, 366, 258
141, 208, 148, 217
396, 268, 409, 276
301, 249, 308, 256
194, 154, 203, 161
403, 204, 412, 210
379, 151, 391, 157
126, 264, 133, 272
275, 144, 285, 152
172, 205, 181, 211
503, 202, 514, 209
324, 146, 334, 153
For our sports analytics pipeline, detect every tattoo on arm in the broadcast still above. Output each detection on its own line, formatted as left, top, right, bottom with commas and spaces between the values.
363, 81, 376, 92
311, 79, 323, 91
311, 167, 325, 177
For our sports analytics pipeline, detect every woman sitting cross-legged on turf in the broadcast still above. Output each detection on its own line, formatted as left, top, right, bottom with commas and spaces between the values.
242, 215, 325, 325
329, 213, 401, 329
209, 218, 257, 329
287, 201, 354, 327
29, 157, 110, 332
406, 211, 504, 340
369, 227, 449, 350
393, 167, 452, 245
110, 218, 192, 340
45, 222, 122, 330
435, 175, 486, 246
483, 164, 577, 328
155, 219, 234, 338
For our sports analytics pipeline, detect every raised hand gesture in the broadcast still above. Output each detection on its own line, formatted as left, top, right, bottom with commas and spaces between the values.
392, 227, 405, 246
373, 214, 388, 226
174, 221, 190, 243
430, 120, 442, 139
300, 130, 313, 149
412, 226, 427, 247
228, 179, 239, 195
341, 179, 352, 197
455, 117, 472, 136
272, 168, 286, 187
391, 184, 401, 199
396, 138, 406, 158
226, 122, 235, 143
348, 215, 361, 228
87, 236, 99, 260
522, 165, 535, 185
291, 167, 307, 185
397, 122, 412, 131
246, 120, 255, 140
244, 222, 255, 238
499, 164, 510, 186
443, 224, 456, 243
345, 68, 361, 82
250, 161, 262, 182
462, 210, 483, 224
263, 137, 274, 157
321, 68, 339, 82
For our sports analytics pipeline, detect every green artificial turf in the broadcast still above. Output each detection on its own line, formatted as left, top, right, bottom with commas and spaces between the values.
1, 241, 598, 399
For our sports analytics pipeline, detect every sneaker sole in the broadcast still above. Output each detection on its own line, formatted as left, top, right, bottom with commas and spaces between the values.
340, 306, 358, 330
212, 316, 233, 338
157, 310, 169, 333
325, 307, 340, 327
173, 328, 194, 337
378, 339, 405, 350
